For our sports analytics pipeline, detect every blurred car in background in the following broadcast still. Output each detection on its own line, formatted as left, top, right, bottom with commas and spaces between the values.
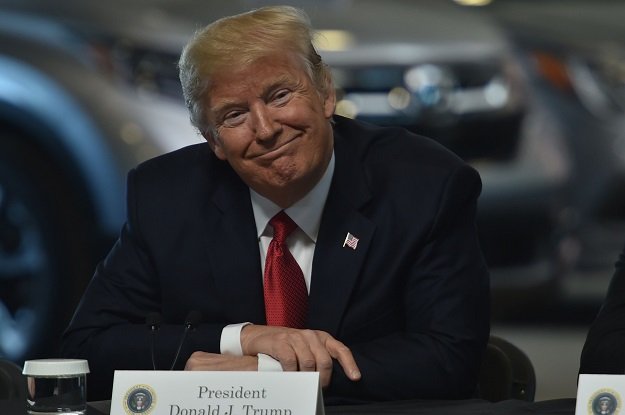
0, 0, 573, 363
479, 0, 625, 308
0, 1, 203, 362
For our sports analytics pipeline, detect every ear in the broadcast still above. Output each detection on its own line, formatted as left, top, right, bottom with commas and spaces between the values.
322, 74, 336, 119
202, 129, 227, 160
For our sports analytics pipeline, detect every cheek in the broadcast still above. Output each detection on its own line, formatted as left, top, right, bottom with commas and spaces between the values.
205, 131, 228, 161
212, 130, 246, 161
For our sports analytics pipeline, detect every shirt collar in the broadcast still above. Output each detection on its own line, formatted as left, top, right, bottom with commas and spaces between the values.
250, 152, 335, 242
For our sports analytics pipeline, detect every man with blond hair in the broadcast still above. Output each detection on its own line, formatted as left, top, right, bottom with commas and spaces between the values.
63, 6, 489, 404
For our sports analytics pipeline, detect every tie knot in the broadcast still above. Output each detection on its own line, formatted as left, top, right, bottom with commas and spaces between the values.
269, 211, 297, 243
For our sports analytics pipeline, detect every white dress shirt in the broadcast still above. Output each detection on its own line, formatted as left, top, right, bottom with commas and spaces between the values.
220, 153, 335, 370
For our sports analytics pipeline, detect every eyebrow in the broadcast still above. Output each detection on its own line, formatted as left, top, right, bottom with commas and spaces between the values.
210, 74, 297, 117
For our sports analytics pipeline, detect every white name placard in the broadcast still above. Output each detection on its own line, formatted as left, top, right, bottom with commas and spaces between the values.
576, 374, 625, 415
110, 371, 324, 415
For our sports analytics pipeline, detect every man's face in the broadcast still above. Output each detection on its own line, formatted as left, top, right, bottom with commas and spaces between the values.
205, 52, 335, 207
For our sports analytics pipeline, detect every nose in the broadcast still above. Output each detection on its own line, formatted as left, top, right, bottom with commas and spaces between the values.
250, 103, 281, 142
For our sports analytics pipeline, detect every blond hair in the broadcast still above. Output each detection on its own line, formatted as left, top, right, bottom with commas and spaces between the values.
178, 5, 332, 134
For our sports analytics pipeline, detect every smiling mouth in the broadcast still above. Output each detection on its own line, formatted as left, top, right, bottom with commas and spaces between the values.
254, 135, 301, 160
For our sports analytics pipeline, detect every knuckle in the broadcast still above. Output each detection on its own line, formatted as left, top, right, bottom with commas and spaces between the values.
317, 357, 333, 371
317, 361, 332, 372
278, 355, 298, 369
276, 331, 292, 342
300, 358, 316, 370
300, 329, 315, 337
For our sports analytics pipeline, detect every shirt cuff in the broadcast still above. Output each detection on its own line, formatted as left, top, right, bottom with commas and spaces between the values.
220, 322, 251, 356
258, 353, 283, 372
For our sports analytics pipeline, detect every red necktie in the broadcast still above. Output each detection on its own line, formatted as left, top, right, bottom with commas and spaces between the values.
263, 211, 308, 328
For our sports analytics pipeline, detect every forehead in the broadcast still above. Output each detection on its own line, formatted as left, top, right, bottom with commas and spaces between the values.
208, 53, 310, 103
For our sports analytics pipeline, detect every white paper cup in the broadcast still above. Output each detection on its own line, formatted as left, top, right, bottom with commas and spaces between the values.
23, 359, 89, 415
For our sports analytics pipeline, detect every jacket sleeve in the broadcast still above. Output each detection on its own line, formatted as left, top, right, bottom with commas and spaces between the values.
61, 167, 224, 401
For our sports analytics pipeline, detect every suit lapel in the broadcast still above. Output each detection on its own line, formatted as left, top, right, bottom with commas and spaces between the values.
308, 131, 375, 335
201, 162, 266, 324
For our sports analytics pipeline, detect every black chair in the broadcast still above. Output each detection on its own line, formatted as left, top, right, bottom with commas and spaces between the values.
0, 359, 26, 400
477, 335, 536, 402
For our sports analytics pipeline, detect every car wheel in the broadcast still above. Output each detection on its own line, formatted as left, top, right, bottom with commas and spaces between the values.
0, 133, 93, 362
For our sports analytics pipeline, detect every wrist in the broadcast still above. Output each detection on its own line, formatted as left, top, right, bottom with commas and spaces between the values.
240, 323, 256, 355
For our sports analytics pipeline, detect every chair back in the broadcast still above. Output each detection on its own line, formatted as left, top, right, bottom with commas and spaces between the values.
477, 335, 536, 402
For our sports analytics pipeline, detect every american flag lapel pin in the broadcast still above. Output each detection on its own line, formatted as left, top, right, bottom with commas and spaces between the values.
343, 232, 359, 250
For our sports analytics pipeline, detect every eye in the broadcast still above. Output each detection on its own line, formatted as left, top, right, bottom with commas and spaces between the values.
271, 89, 292, 105
222, 110, 247, 127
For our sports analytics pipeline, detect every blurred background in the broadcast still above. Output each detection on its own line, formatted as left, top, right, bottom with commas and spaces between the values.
1, 0, 624, 401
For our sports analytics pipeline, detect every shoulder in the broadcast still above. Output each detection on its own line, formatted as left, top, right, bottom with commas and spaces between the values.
129, 142, 231, 187
333, 115, 468, 173
133, 143, 211, 178
126, 142, 232, 207
333, 115, 479, 190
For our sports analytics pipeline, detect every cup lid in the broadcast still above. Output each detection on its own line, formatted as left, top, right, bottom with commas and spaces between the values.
23, 359, 90, 376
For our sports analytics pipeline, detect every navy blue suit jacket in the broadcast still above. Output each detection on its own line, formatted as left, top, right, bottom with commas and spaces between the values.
62, 116, 490, 403
580, 243, 625, 374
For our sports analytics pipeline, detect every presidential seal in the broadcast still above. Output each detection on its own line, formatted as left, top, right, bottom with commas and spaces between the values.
589, 389, 621, 415
123, 384, 156, 415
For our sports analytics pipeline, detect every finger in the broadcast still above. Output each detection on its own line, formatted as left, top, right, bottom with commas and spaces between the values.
288, 330, 319, 372
324, 337, 361, 381
303, 333, 334, 387
219, 355, 258, 371
184, 351, 217, 371
184, 353, 259, 371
